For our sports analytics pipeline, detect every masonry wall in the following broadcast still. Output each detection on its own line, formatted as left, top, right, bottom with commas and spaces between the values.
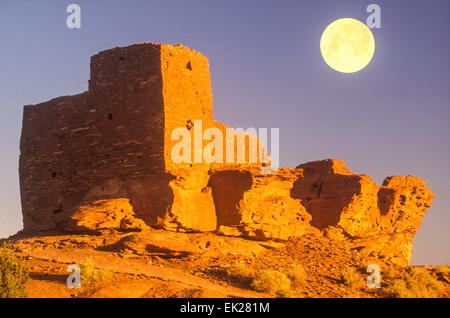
161, 44, 214, 173
20, 93, 91, 230
160, 44, 265, 172
20, 44, 169, 230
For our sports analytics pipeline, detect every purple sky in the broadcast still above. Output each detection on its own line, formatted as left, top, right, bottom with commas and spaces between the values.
0, 0, 448, 265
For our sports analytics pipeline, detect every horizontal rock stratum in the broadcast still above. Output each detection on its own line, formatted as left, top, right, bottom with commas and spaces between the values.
19, 43, 434, 266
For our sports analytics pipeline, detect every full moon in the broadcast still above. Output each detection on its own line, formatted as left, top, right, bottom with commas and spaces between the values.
320, 18, 375, 73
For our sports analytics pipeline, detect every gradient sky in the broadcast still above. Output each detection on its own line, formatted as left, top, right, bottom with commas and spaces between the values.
0, 0, 448, 265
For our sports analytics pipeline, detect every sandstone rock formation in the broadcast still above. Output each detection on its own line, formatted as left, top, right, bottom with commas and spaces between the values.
57, 198, 149, 232
19, 43, 434, 267
208, 159, 434, 266
292, 159, 435, 266
212, 167, 315, 241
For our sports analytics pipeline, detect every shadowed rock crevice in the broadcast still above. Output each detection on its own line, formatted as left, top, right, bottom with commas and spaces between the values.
209, 170, 252, 227
377, 187, 395, 216
127, 174, 175, 227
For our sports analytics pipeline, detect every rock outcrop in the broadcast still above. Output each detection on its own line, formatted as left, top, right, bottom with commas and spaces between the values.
212, 167, 315, 240
18, 43, 434, 267
292, 159, 434, 266
57, 198, 149, 232
207, 159, 434, 266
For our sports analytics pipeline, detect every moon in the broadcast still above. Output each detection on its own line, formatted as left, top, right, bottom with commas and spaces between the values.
320, 18, 375, 73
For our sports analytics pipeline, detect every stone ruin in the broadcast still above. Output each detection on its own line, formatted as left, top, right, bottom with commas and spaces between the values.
19, 43, 434, 266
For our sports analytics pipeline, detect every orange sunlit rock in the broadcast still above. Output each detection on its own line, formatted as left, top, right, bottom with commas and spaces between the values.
18, 44, 434, 271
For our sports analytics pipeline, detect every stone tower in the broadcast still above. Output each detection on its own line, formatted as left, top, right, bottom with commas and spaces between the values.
20, 43, 257, 231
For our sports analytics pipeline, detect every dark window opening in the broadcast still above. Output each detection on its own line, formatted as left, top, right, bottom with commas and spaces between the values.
108, 113, 113, 120
52, 205, 63, 215
51, 172, 57, 178
119, 56, 124, 61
